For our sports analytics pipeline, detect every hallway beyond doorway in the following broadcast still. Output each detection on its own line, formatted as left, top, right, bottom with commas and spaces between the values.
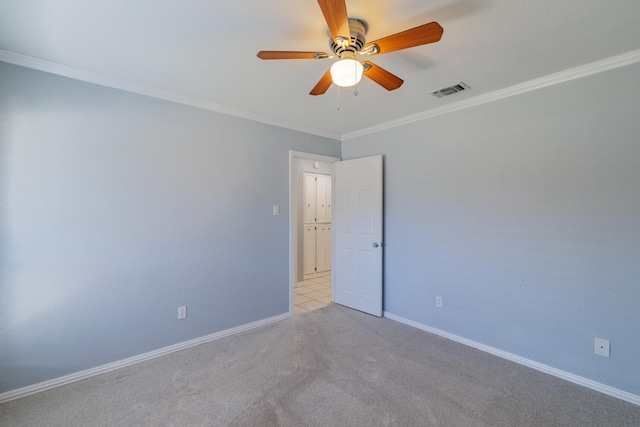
294, 274, 331, 315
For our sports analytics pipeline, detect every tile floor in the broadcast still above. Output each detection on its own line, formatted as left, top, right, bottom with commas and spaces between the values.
294, 274, 332, 315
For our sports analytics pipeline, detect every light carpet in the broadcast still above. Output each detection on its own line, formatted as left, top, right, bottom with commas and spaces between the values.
1, 304, 639, 426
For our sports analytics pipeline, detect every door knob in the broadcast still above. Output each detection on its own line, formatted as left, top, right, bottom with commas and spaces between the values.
372, 242, 380, 248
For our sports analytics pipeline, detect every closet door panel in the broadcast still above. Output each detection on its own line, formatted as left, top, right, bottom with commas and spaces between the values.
326, 176, 332, 223
326, 225, 332, 271
304, 225, 317, 275
317, 224, 332, 273
316, 175, 328, 223
304, 174, 317, 224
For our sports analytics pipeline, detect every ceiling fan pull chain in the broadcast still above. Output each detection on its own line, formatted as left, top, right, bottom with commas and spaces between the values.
336, 86, 342, 110
353, 60, 359, 96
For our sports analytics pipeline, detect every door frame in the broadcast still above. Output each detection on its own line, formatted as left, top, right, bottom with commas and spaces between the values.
289, 150, 340, 315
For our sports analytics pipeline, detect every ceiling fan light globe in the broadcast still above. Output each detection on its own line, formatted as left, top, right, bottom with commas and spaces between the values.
330, 59, 364, 87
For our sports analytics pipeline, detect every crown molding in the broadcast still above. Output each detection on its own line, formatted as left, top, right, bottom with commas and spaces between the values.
2, 48, 639, 143
0, 49, 341, 141
342, 49, 640, 141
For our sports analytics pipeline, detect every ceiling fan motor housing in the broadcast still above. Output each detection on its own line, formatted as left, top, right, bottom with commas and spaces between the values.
330, 18, 367, 57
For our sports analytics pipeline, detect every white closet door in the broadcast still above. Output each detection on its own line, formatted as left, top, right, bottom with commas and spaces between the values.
316, 224, 332, 272
304, 173, 317, 224
317, 224, 332, 272
327, 225, 332, 271
316, 174, 329, 223
303, 224, 317, 275
325, 176, 332, 223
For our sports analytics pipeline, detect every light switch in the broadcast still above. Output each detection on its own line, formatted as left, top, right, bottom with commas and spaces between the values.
273, 205, 280, 216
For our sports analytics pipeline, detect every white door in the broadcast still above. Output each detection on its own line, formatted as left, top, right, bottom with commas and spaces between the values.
303, 224, 317, 275
333, 155, 383, 317
303, 174, 317, 224
325, 176, 332, 223
316, 224, 332, 273
316, 174, 331, 223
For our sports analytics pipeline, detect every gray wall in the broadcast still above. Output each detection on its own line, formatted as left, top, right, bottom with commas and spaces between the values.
0, 62, 340, 392
342, 62, 640, 395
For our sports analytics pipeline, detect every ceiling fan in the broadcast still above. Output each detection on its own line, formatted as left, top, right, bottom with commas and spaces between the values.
257, 0, 444, 96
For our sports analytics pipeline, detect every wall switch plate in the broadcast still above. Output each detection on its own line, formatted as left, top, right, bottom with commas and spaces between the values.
178, 306, 187, 320
435, 296, 443, 308
594, 337, 610, 357
273, 205, 280, 216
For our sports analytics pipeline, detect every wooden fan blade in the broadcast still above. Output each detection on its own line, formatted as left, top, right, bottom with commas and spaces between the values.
317, 0, 350, 41
364, 22, 443, 55
257, 51, 328, 60
362, 61, 404, 91
310, 69, 333, 96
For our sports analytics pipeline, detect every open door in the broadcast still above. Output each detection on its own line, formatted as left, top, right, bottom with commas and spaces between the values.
333, 155, 383, 317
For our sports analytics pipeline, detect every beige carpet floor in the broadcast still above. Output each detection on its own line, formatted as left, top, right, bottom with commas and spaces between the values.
1, 304, 639, 426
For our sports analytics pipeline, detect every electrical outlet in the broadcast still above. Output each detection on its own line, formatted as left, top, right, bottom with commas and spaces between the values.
594, 338, 610, 358
435, 296, 443, 308
178, 306, 187, 320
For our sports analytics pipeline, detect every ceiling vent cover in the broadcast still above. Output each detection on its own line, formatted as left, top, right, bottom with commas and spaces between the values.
432, 82, 470, 98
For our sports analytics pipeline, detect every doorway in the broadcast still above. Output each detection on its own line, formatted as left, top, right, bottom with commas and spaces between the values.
289, 151, 339, 315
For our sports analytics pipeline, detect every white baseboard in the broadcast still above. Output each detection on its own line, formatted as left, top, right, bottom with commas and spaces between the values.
383, 311, 640, 406
0, 312, 291, 404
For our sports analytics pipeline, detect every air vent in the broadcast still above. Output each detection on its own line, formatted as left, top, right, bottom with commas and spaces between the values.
432, 82, 470, 98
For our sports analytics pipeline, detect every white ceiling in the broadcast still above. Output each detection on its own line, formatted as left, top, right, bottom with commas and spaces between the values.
1, 0, 640, 140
